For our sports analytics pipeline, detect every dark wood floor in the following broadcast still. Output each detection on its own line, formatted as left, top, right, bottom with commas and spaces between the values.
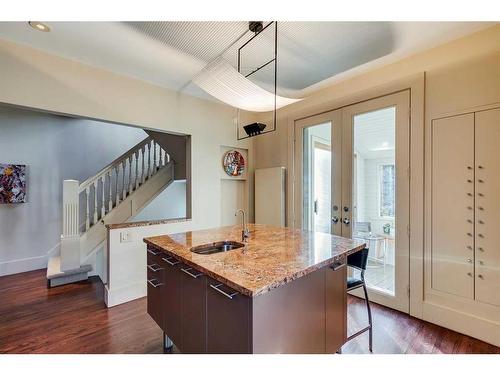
0, 269, 498, 354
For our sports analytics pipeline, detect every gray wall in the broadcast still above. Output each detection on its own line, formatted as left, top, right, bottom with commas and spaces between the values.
0, 105, 147, 275
130, 180, 187, 222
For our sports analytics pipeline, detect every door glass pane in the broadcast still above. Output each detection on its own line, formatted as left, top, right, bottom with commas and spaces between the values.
352, 107, 396, 295
303, 122, 331, 233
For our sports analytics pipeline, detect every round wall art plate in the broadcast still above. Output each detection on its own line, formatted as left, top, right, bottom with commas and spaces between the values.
222, 150, 245, 177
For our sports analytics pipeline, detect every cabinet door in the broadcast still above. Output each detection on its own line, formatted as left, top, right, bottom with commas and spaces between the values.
475, 108, 500, 307
206, 277, 251, 353
160, 254, 183, 347
326, 260, 347, 353
431, 114, 474, 298
146, 246, 165, 329
180, 266, 207, 353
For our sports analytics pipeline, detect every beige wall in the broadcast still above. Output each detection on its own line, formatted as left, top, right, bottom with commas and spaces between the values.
254, 24, 500, 170
252, 24, 500, 345
0, 38, 255, 232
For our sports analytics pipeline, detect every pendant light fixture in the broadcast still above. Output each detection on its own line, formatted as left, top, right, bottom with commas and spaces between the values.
192, 21, 302, 140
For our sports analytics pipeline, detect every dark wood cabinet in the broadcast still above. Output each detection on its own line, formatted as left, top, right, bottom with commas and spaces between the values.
146, 245, 350, 354
146, 247, 165, 330
206, 277, 251, 353
179, 265, 207, 353
325, 259, 347, 353
159, 254, 183, 348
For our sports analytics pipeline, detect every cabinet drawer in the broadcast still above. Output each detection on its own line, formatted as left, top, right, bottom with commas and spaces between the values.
326, 260, 347, 353
206, 277, 251, 353
180, 265, 207, 353
159, 254, 183, 347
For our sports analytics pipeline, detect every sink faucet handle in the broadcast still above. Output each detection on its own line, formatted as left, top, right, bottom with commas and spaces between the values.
235, 209, 249, 242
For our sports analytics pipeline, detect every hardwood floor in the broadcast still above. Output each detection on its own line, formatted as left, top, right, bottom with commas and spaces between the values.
0, 269, 498, 354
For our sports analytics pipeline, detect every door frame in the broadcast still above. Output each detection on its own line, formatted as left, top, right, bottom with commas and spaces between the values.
288, 73, 425, 318
341, 90, 411, 313
294, 110, 342, 234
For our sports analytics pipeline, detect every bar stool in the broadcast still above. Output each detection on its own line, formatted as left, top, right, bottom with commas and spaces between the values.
346, 247, 373, 352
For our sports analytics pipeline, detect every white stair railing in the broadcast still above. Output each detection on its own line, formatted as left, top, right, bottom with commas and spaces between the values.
60, 137, 171, 271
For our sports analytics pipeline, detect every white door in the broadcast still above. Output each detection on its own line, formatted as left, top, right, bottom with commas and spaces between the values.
294, 91, 410, 313
341, 91, 410, 313
294, 110, 342, 235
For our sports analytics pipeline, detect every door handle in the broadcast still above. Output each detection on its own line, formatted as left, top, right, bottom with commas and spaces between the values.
332, 216, 339, 224
147, 248, 161, 256
330, 261, 346, 271
181, 267, 204, 279
342, 217, 350, 225
147, 263, 164, 272
210, 283, 239, 300
162, 256, 180, 266
314, 199, 319, 214
147, 278, 163, 288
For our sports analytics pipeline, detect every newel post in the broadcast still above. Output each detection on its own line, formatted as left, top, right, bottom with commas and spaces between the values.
60, 180, 81, 271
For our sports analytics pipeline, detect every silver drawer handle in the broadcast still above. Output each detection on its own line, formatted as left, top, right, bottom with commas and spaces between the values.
147, 263, 164, 272
210, 283, 239, 299
330, 262, 346, 271
162, 256, 180, 266
147, 248, 161, 256
147, 278, 163, 288
181, 267, 203, 279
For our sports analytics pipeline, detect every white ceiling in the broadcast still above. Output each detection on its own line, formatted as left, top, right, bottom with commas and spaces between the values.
0, 21, 495, 104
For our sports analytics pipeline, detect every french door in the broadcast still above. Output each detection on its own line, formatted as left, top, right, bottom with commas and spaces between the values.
295, 90, 410, 313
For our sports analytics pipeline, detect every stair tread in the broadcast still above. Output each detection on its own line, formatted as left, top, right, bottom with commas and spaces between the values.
46, 256, 92, 279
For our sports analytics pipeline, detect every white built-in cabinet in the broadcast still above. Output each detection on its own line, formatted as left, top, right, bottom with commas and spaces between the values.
432, 108, 500, 307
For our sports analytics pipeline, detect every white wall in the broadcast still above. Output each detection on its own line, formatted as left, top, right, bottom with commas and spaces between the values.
0, 105, 147, 275
130, 180, 187, 222
0, 37, 255, 236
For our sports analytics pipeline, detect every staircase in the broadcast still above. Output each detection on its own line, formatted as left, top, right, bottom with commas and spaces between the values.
47, 136, 174, 287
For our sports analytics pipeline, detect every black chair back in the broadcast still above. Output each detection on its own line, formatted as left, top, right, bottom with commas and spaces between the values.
347, 247, 369, 272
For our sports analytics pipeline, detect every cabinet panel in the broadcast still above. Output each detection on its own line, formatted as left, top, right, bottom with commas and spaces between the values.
206, 277, 251, 353
474, 108, 500, 307
160, 254, 183, 347
326, 261, 347, 353
431, 114, 474, 298
180, 266, 207, 353
146, 247, 165, 329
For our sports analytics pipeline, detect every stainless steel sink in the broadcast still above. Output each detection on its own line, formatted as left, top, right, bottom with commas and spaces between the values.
190, 241, 245, 255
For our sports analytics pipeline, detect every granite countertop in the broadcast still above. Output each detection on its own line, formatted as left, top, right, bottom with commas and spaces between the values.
106, 217, 190, 230
143, 224, 366, 297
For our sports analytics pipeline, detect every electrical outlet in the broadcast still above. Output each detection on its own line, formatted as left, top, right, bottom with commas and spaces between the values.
120, 231, 133, 243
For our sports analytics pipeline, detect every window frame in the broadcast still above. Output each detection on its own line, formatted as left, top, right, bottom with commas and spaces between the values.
377, 162, 396, 219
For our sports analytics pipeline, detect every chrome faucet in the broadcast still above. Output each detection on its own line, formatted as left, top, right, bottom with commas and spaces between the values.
235, 209, 250, 242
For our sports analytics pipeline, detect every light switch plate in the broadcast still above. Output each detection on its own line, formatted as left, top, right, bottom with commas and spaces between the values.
120, 231, 133, 243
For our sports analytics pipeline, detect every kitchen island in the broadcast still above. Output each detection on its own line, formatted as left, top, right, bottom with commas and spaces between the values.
143, 224, 366, 354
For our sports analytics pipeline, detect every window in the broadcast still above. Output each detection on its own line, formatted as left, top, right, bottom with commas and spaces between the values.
379, 164, 395, 218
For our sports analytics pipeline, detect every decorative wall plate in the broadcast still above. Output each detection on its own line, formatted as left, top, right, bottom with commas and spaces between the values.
222, 150, 245, 177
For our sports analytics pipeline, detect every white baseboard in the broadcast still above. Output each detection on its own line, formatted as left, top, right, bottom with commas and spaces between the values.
105, 281, 146, 308
0, 254, 48, 276
423, 301, 500, 347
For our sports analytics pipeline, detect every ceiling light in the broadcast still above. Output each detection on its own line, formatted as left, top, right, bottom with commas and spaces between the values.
28, 21, 50, 32
193, 57, 300, 112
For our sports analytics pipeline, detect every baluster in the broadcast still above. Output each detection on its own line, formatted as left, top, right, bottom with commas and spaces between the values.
147, 141, 153, 178
153, 139, 157, 174
101, 175, 106, 219
167, 152, 170, 163
85, 186, 90, 231
115, 165, 120, 206
93, 181, 98, 225
108, 171, 113, 212
141, 145, 146, 184
135, 150, 139, 190
122, 161, 127, 200
128, 156, 133, 195
160, 148, 164, 166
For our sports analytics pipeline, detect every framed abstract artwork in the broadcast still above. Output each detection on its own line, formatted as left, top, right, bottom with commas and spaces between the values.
0, 164, 27, 203
222, 150, 245, 177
